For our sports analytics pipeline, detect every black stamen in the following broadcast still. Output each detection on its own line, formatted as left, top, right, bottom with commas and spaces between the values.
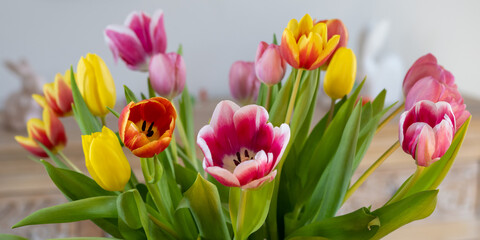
234, 159, 241, 166
145, 122, 155, 137
236, 152, 241, 162
244, 150, 249, 158
148, 122, 155, 132
142, 121, 146, 131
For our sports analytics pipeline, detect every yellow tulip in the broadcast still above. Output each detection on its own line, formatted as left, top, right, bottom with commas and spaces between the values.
82, 126, 131, 191
76, 53, 116, 117
323, 47, 357, 99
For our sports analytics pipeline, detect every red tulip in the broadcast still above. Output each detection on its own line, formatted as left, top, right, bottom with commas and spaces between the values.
118, 97, 176, 158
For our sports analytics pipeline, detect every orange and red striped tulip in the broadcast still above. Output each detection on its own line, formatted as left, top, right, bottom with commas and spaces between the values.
280, 14, 340, 70
33, 69, 75, 117
119, 97, 176, 158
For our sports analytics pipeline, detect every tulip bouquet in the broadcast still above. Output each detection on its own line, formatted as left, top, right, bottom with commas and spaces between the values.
9, 11, 471, 240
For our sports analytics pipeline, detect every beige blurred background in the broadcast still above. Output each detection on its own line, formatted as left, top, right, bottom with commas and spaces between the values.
1, 0, 479, 239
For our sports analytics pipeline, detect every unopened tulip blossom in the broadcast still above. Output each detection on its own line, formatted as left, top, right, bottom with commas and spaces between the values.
82, 126, 131, 191
105, 10, 167, 71
323, 47, 357, 99
197, 100, 290, 189
149, 52, 186, 99
280, 14, 340, 70
403, 54, 470, 129
399, 100, 455, 167
15, 108, 67, 157
255, 42, 287, 86
229, 61, 260, 105
76, 53, 116, 117
119, 97, 176, 158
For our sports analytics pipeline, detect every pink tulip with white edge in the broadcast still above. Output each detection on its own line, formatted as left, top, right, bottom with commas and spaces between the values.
197, 100, 290, 189
399, 100, 456, 167
105, 10, 167, 71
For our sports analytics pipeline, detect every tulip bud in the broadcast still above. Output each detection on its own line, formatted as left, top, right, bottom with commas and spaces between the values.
76, 53, 116, 117
15, 108, 67, 157
82, 126, 131, 191
229, 61, 260, 104
323, 47, 357, 99
40, 69, 75, 117
119, 97, 176, 158
255, 42, 287, 86
399, 100, 455, 167
149, 52, 186, 99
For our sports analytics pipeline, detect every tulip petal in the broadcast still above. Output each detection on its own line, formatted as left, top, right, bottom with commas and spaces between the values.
15, 136, 48, 157
405, 77, 443, 111
198, 125, 224, 167
242, 170, 277, 189
105, 25, 148, 71
210, 100, 240, 153
205, 166, 241, 187
269, 124, 290, 167
86, 53, 116, 116
150, 9, 167, 54
432, 119, 454, 160
132, 136, 172, 158
413, 124, 436, 167
233, 104, 269, 149
43, 108, 67, 148
309, 34, 340, 70
125, 11, 153, 55
281, 29, 300, 69
297, 14, 314, 39
233, 160, 259, 186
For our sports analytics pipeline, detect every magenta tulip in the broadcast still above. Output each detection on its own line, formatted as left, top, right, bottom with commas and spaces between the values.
197, 100, 290, 189
399, 100, 456, 167
149, 52, 186, 99
229, 61, 260, 104
255, 42, 287, 86
105, 10, 167, 71
403, 54, 470, 129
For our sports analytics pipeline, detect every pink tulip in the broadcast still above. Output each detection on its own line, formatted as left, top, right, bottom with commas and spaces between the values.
197, 100, 290, 189
149, 52, 186, 99
229, 61, 260, 104
105, 10, 167, 71
403, 54, 470, 129
399, 100, 456, 167
255, 42, 287, 86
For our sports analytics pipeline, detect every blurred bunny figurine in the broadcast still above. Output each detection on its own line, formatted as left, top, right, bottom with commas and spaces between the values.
357, 20, 404, 105
3, 59, 44, 131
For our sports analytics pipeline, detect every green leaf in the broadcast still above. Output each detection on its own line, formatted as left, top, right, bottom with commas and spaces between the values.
174, 163, 198, 192
287, 208, 379, 240
178, 86, 198, 170
302, 102, 362, 223
106, 106, 120, 118
41, 160, 115, 201
13, 196, 117, 228
273, 33, 278, 45
269, 69, 297, 126
180, 174, 230, 240
147, 78, 156, 98
230, 180, 275, 240
124, 85, 139, 103
371, 190, 438, 239
70, 66, 102, 135
49, 238, 122, 240
0, 234, 28, 240
392, 117, 471, 200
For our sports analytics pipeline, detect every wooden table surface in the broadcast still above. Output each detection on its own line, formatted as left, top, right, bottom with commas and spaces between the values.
0, 98, 479, 239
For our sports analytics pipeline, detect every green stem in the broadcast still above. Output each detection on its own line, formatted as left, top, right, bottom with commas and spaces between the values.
376, 102, 405, 134
265, 85, 272, 111
140, 157, 172, 223
284, 69, 304, 124
344, 141, 400, 203
170, 134, 179, 164
326, 98, 336, 128
235, 189, 249, 240
386, 165, 425, 205
147, 77, 156, 98
175, 112, 198, 170
58, 151, 82, 173
100, 116, 107, 127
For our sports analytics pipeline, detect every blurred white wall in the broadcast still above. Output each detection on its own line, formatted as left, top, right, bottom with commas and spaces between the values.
1, 0, 479, 108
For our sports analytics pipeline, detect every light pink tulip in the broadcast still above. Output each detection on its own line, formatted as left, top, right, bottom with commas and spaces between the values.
229, 61, 260, 104
255, 42, 287, 86
197, 100, 290, 189
399, 100, 456, 167
105, 10, 167, 71
149, 52, 186, 99
403, 54, 470, 129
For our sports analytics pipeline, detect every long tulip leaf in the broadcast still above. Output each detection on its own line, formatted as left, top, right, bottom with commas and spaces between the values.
13, 196, 117, 228
269, 68, 297, 126
179, 174, 230, 240
287, 207, 379, 240
371, 190, 438, 239
124, 85, 139, 103
0, 234, 28, 240
70, 66, 101, 135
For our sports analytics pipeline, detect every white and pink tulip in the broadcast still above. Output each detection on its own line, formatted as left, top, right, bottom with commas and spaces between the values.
197, 100, 290, 189
105, 10, 167, 71
399, 100, 456, 167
